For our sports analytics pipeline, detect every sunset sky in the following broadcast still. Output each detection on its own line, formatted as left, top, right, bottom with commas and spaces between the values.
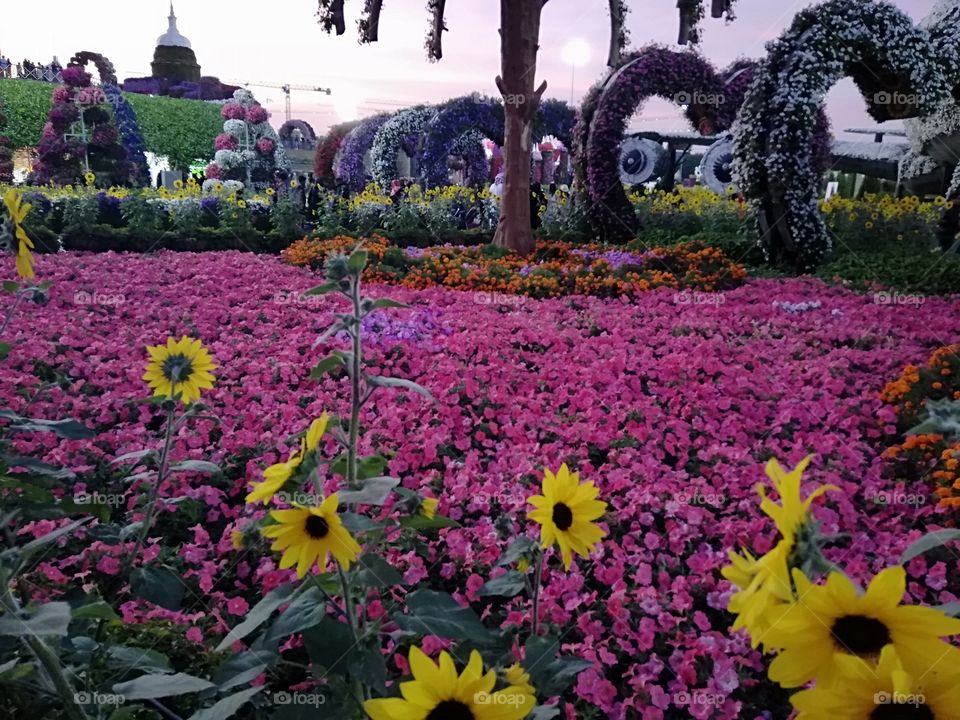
0, 0, 940, 140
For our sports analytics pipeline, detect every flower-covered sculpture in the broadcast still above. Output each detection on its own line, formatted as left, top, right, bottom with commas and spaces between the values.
203, 89, 290, 191
102, 84, 150, 185
314, 120, 360, 187
30, 64, 136, 186
334, 112, 394, 193
419, 95, 505, 188
732, 0, 955, 270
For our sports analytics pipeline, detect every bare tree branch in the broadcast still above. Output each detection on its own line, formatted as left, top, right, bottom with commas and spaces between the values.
317, 0, 347, 35
425, 0, 448, 61
606, 0, 630, 67
359, 0, 384, 43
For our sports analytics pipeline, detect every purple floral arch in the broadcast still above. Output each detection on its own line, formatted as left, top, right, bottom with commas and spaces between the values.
580, 46, 726, 243
68, 51, 117, 85
279, 119, 317, 143
732, 0, 953, 270
419, 95, 505, 188
334, 112, 394, 193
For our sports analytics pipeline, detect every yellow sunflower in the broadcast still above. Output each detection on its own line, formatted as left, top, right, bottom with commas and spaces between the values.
260, 496, 360, 577
3, 189, 35, 280
503, 664, 535, 696
721, 540, 793, 646
792, 644, 960, 719
245, 451, 303, 504
304, 412, 329, 452
143, 336, 217, 405
364, 647, 536, 720
758, 456, 837, 540
527, 464, 607, 571
762, 566, 960, 688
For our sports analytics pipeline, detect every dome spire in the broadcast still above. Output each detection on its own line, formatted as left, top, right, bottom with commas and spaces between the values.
157, 1, 192, 49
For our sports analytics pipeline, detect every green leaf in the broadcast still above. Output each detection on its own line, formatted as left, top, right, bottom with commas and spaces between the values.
0, 477, 53, 502
169, 460, 220, 474
113, 672, 215, 700
130, 566, 185, 611
112, 449, 156, 464
106, 645, 172, 674
357, 454, 388, 480
72, 601, 120, 622
303, 616, 356, 673
215, 583, 296, 652
14, 517, 91, 560
367, 298, 410, 310
5, 455, 75, 480
365, 376, 436, 403
523, 636, 592, 696
337, 476, 399, 506
0, 411, 96, 439
0, 343, 10, 361
2, 281, 19, 294
340, 512, 383, 534
0, 601, 71, 637
399, 514, 460, 531
265, 588, 327, 643
347, 250, 368, 273
395, 590, 493, 644
355, 554, 405, 588
477, 571, 526, 598
310, 354, 346, 380
302, 282, 339, 296
213, 650, 278, 691
900, 530, 960, 564
188, 686, 263, 720
529, 707, 561, 720
496, 536, 538, 567
935, 601, 960, 616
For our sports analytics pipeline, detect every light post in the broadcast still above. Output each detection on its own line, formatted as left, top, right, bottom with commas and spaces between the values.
561, 39, 591, 105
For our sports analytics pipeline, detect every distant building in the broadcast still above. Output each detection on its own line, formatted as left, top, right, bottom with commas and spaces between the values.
123, 3, 238, 101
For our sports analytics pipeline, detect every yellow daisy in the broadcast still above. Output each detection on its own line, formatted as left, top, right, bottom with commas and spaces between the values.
762, 566, 960, 688
792, 644, 960, 719
143, 336, 217, 405
364, 647, 536, 720
421, 497, 439, 519
260, 496, 360, 577
3, 189, 35, 280
527, 464, 607, 570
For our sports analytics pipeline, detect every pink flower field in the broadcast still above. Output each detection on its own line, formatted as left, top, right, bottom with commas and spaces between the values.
5, 251, 960, 719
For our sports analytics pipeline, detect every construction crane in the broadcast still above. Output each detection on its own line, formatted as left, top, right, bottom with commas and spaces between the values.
225, 80, 332, 123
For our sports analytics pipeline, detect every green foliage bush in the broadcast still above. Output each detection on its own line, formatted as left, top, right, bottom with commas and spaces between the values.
0, 79, 53, 148
818, 249, 960, 295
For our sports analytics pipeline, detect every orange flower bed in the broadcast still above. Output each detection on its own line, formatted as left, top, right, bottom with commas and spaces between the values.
880, 343, 960, 431
281, 236, 747, 299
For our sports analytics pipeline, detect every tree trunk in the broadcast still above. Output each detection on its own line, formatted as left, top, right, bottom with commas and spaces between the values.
493, 0, 547, 256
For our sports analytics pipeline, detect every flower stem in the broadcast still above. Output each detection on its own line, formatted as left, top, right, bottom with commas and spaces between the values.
346, 276, 363, 490
124, 403, 176, 577
337, 563, 369, 702
0, 289, 26, 337
531, 550, 544, 638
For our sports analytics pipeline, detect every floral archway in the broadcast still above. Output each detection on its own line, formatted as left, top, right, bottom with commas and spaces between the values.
67, 51, 118, 86
577, 46, 726, 243
732, 0, 954, 270
279, 119, 317, 145
334, 113, 394, 193
314, 120, 359, 187
419, 95, 505, 188
370, 106, 434, 187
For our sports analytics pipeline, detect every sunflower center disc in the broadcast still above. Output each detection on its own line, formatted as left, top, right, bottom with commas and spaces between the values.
162, 354, 194, 384
830, 614, 891, 655
869, 703, 935, 720
425, 700, 475, 720
552, 502, 574, 531
304, 515, 330, 539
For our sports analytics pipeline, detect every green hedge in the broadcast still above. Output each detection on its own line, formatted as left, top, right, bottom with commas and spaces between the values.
0, 79, 221, 170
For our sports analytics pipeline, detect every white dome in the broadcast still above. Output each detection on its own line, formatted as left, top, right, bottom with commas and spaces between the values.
156, 2, 192, 49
